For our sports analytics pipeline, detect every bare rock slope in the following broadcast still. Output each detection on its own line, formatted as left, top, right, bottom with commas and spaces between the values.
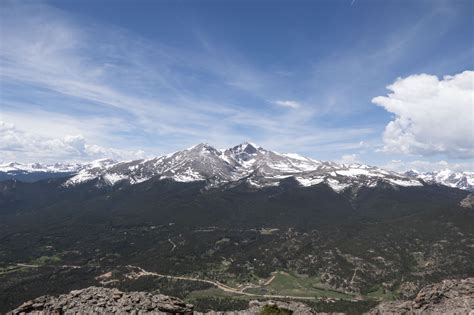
367, 278, 474, 314
460, 193, 474, 208
8, 286, 194, 314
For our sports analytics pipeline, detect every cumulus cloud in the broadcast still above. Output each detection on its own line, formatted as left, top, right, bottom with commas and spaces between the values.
274, 100, 301, 109
0, 121, 145, 163
372, 71, 474, 159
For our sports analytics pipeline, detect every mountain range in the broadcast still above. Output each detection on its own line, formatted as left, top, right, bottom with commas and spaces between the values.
1, 142, 473, 191
1, 142, 473, 313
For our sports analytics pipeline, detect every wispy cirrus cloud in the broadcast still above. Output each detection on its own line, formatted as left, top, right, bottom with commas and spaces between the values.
0, 1, 377, 162
274, 100, 301, 109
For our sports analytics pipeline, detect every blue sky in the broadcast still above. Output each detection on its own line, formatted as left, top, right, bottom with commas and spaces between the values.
0, 0, 473, 171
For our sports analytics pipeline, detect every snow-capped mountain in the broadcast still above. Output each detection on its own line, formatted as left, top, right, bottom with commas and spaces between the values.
0, 162, 84, 182
405, 169, 474, 192
3, 143, 472, 192
0, 162, 82, 173
62, 142, 422, 192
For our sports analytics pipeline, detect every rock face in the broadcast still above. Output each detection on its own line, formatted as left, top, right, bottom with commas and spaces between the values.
8, 286, 194, 314
460, 193, 474, 208
368, 278, 474, 314
196, 300, 317, 315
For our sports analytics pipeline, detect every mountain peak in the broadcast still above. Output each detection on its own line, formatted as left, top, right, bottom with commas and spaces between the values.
186, 143, 220, 156
230, 142, 262, 154
86, 158, 117, 169
242, 141, 260, 149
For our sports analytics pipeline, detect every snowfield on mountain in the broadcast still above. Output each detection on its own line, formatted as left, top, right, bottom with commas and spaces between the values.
61, 143, 426, 191
1, 142, 473, 192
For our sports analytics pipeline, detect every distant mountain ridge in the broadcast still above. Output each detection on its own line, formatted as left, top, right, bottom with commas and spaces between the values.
0, 161, 83, 183
0, 161, 83, 173
1, 142, 473, 191
404, 169, 474, 192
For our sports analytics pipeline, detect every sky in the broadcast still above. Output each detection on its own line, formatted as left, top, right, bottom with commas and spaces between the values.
0, 0, 473, 172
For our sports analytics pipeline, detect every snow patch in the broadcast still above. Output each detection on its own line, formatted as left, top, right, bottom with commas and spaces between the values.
296, 177, 324, 187
282, 153, 308, 161
326, 178, 350, 192
103, 173, 127, 185
387, 178, 423, 187
64, 171, 96, 186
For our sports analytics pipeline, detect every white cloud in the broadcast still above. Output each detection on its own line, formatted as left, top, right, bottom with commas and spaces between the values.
383, 159, 474, 172
0, 108, 129, 145
0, 121, 145, 163
339, 154, 361, 165
274, 100, 301, 109
372, 70, 474, 159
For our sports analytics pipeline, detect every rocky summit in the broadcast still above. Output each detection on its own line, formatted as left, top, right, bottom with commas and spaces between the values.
8, 286, 194, 315
368, 278, 474, 314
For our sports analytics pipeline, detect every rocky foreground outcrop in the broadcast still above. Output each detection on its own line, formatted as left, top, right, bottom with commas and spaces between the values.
368, 278, 474, 314
9, 278, 474, 314
195, 300, 316, 315
8, 286, 316, 315
460, 193, 474, 208
8, 286, 194, 314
